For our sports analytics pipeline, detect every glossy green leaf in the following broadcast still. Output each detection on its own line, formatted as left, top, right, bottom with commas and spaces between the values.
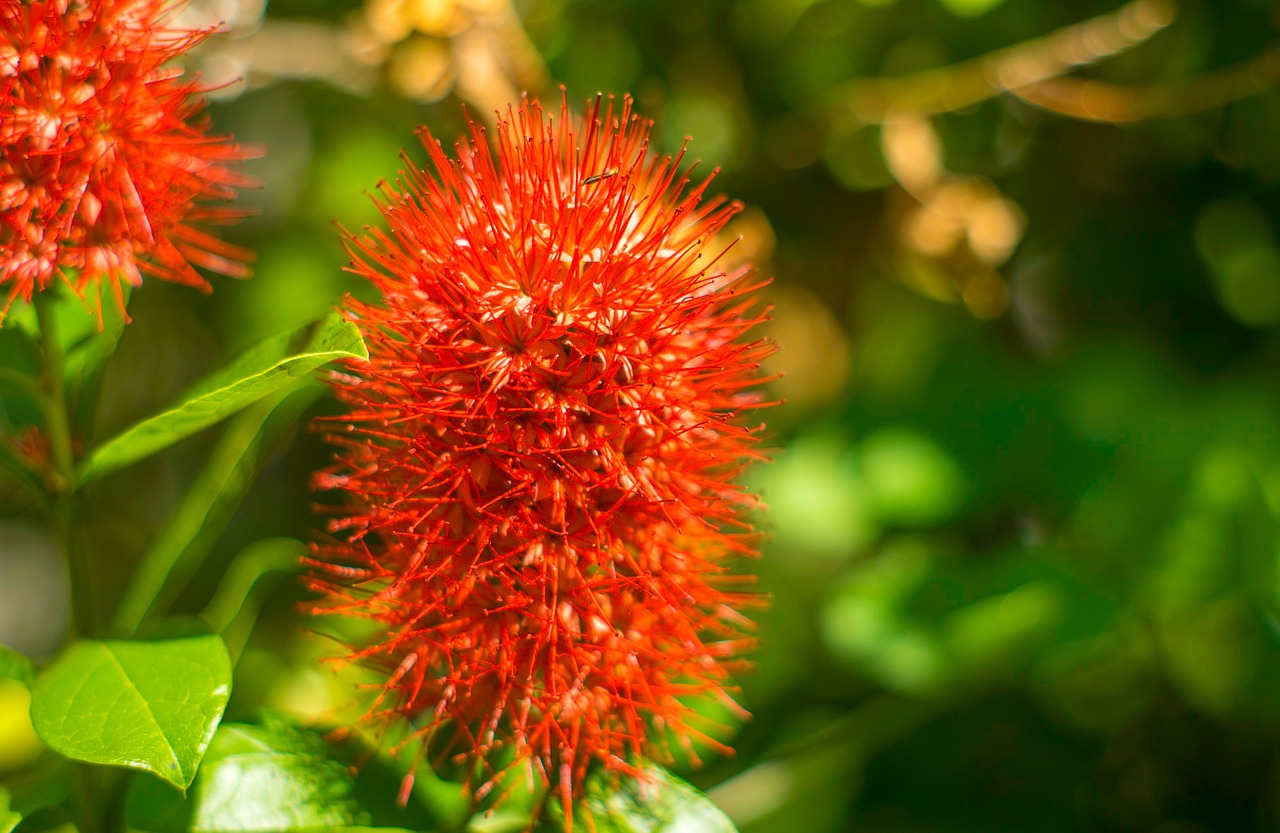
30, 632, 232, 789
79, 312, 366, 483
126, 721, 365, 832
0, 643, 36, 686
540, 765, 738, 833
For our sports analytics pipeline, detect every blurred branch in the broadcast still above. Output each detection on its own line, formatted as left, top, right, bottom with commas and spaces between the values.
203, 19, 379, 97
832, 0, 1176, 126
1012, 44, 1280, 123
452, 0, 553, 114
833, 0, 1280, 321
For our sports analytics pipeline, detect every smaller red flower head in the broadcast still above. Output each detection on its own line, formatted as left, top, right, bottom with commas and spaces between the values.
308, 95, 772, 818
0, 0, 251, 317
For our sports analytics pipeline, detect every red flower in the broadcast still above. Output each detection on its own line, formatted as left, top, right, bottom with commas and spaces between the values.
308, 95, 771, 822
0, 0, 251, 317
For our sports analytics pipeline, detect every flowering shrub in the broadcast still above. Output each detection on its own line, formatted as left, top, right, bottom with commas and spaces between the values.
0, 5, 766, 829
308, 96, 772, 815
7, 2, 1280, 833
0, 0, 249, 316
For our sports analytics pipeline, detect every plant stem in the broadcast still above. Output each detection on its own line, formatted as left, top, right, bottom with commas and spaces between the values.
34, 296, 76, 493
35, 293, 94, 638
35, 293, 101, 833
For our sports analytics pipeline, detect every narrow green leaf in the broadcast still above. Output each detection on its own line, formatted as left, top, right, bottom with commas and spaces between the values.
65, 282, 132, 416
203, 539, 303, 635
112, 385, 322, 635
202, 538, 304, 665
0, 643, 36, 686
79, 313, 366, 483
540, 765, 738, 833
30, 632, 232, 790
0, 327, 42, 396
64, 283, 130, 379
0, 327, 44, 434
126, 722, 365, 832
938, 0, 1006, 17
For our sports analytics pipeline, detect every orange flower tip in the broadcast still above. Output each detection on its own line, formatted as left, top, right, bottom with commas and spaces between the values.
1, 0, 253, 318
309, 93, 775, 814
397, 772, 415, 808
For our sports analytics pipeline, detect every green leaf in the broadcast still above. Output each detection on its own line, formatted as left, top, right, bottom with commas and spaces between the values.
540, 765, 738, 833
1, 787, 19, 833
30, 632, 232, 790
4, 279, 96, 356
0, 327, 43, 434
126, 722, 365, 833
64, 282, 131, 385
0, 756, 73, 822
79, 312, 366, 483
0, 643, 36, 686
65, 283, 133, 432
202, 538, 304, 664
0, 327, 41, 396
112, 385, 323, 635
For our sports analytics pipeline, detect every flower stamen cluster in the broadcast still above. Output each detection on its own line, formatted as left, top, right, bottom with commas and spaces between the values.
0, 0, 250, 316
309, 95, 771, 821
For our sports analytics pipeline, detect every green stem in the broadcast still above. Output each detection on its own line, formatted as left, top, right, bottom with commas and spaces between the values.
35, 294, 94, 637
35, 293, 101, 833
35, 297, 76, 489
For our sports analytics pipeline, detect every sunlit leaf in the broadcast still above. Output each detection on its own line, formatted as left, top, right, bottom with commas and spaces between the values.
540, 765, 738, 833
79, 312, 366, 483
126, 721, 365, 832
30, 632, 231, 789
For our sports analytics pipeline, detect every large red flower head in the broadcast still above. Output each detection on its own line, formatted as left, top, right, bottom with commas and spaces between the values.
0, 0, 251, 315
309, 94, 772, 817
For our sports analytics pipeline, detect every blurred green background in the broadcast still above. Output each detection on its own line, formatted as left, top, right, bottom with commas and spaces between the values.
6, 0, 1280, 830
